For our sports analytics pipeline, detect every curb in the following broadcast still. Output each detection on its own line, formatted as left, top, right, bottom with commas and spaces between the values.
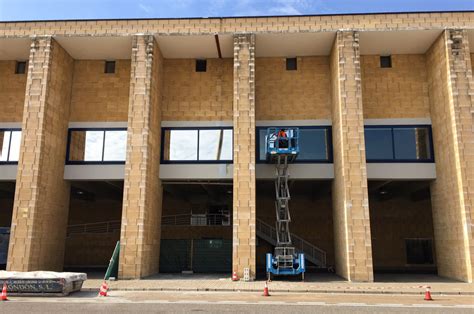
81, 287, 474, 295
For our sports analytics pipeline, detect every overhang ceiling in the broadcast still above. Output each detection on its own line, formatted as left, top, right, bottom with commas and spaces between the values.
55, 36, 132, 60
256, 32, 336, 57
155, 34, 233, 59
359, 30, 443, 55
0, 38, 30, 60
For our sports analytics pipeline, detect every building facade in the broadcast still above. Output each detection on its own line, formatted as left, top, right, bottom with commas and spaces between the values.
0, 11, 473, 282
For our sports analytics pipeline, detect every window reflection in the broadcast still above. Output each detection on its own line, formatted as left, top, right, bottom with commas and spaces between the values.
365, 126, 433, 162
84, 131, 104, 161
68, 129, 127, 163
8, 131, 21, 161
0, 131, 11, 162
104, 131, 127, 161
0, 130, 21, 163
365, 128, 393, 160
199, 129, 233, 161
169, 130, 198, 161
163, 128, 233, 162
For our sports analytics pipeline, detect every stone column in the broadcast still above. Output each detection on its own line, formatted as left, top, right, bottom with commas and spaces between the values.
329, 31, 374, 282
119, 35, 164, 279
232, 33, 256, 280
426, 29, 474, 283
7, 37, 74, 271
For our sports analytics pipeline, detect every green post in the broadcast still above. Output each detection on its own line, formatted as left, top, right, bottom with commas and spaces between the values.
104, 241, 120, 280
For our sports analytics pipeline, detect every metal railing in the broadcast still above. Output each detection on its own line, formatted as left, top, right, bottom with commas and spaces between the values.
161, 214, 231, 226
67, 220, 121, 235
256, 218, 327, 268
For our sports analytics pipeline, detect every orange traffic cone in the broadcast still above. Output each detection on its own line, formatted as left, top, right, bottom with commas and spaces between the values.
98, 281, 108, 297
232, 271, 239, 281
262, 281, 270, 297
1, 282, 8, 301
424, 286, 433, 301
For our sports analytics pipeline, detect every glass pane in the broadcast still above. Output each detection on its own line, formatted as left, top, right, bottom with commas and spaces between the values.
198, 129, 233, 161
298, 128, 329, 161
0, 131, 11, 161
258, 129, 267, 161
8, 131, 21, 161
365, 128, 393, 160
220, 130, 233, 160
168, 130, 198, 161
69, 130, 104, 162
103, 131, 127, 161
393, 128, 417, 160
393, 127, 431, 160
84, 131, 104, 161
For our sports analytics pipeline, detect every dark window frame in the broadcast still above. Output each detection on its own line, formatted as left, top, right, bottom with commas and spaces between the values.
66, 128, 128, 165
380, 55, 392, 68
365, 125, 435, 163
104, 61, 116, 74
256, 126, 333, 164
286, 57, 297, 71
15, 61, 27, 74
161, 127, 233, 164
195, 59, 207, 72
0, 128, 21, 165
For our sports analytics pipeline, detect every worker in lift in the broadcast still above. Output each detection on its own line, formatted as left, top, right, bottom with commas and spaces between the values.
278, 128, 289, 148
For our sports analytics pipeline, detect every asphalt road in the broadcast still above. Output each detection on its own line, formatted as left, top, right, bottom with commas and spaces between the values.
1, 302, 473, 314
1, 291, 473, 313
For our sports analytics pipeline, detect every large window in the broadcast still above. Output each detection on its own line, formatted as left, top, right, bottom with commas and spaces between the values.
161, 128, 233, 163
365, 125, 434, 162
0, 129, 21, 164
256, 126, 332, 163
66, 129, 127, 164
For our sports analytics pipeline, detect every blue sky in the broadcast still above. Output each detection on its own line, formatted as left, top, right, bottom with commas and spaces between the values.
0, 0, 473, 21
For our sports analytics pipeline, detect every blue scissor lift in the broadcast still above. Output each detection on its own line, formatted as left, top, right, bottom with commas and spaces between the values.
265, 127, 305, 281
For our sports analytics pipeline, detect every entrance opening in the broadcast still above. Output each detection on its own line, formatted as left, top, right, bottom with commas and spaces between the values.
256, 180, 333, 278
0, 182, 15, 270
161, 181, 232, 274
63, 180, 123, 278
369, 180, 437, 279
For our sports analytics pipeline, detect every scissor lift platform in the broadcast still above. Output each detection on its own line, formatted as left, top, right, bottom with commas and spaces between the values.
264, 128, 305, 281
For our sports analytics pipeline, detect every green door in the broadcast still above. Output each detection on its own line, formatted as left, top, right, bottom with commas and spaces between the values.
192, 239, 232, 273
159, 239, 190, 273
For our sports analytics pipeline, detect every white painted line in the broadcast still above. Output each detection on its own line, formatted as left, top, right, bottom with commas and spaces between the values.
296, 302, 327, 305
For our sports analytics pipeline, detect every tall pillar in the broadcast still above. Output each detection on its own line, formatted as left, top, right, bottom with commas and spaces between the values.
426, 29, 474, 282
232, 33, 256, 280
329, 31, 374, 282
7, 37, 74, 271
119, 35, 164, 279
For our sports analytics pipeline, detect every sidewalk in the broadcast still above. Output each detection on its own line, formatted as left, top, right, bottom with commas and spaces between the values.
82, 273, 474, 295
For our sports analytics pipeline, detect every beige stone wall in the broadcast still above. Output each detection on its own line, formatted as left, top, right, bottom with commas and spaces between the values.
233, 34, 257, 280
119, 35, 164, 279
162, 58, 233, 121
69, 60, 130, 122
471, 54, 474, 72
370, 197, 434, 270
330, 31, 373, 282
0, 61, 27, 122
427, 30, 474, 283
7, 37, 74, 272
255, 57, 331, 120
361, 55, 430, 118
1, 12, 472, 36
